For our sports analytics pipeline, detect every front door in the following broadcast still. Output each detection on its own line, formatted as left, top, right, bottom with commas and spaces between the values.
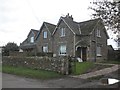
76, 47, 87, 61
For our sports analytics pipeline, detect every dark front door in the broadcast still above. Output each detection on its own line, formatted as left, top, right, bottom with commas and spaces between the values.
76, 47, 87, 61
82, 47, 87, 61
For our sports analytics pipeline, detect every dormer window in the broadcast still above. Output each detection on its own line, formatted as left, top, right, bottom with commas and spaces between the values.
97, 29, 101, 37
60, 28, 65, 37
30, 36, 34, 43
43, 31, 47, 38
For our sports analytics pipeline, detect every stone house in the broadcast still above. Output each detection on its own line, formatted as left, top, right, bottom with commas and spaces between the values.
35, 22, 56, 53
20, 14, 109, 61
20, 29, 39, 53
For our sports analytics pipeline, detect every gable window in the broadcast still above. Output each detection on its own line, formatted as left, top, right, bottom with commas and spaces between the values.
59, 45, 66, 55
60, 28, 65, 37
30, 37, 34, 43
43, 31, 47, 38
97, 46, 102, 56
97, 29, 101, 37
43, 46, 48, 52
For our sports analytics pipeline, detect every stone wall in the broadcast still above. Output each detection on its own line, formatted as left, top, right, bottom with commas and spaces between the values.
2, 56, 71, 75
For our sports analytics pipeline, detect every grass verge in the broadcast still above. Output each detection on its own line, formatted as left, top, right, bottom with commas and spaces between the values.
71, 61, 113, 75
72, 62, 94, 75
2, 65, 63, 79
100, 60, 120, 64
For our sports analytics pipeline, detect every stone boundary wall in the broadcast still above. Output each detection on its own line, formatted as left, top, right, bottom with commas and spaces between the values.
2, 56, 70, 75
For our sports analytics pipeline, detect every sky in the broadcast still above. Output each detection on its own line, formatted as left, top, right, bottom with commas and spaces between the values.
0, 0, 118, 49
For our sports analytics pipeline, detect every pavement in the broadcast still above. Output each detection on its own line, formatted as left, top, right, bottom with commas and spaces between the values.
71, 64, 120, 79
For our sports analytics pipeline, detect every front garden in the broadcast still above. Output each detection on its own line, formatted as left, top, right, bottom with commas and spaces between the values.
2, 65, 63, 79
2, 56, 119, 79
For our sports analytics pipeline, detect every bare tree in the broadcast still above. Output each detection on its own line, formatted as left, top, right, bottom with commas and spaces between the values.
89, 0, 120, 34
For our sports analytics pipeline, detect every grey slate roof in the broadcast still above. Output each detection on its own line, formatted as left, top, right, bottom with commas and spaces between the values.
61, 17, 101, 35
79, 18, 101, 35
36, 22, 56, 40
61, 17, 80, 34
20, 43, 36, 50
44, 22, 56, 34
20, 29, 39, 46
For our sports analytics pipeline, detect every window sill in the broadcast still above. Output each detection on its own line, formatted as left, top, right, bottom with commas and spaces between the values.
59, 54, 67, 56
97, 54, 102, 57
60, 36, 65, 37
97, 36, 101, 38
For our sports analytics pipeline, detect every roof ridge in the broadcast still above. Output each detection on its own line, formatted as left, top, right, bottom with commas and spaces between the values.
31, 29, 39, 32
44, 21, 56, 26
78, 18, 101, 24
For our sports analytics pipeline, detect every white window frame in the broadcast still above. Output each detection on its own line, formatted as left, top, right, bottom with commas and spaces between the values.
30, 36, 34, 43
97, 29, 101, 37
59, 45, 66, 55
43, 46, 48, 52
60, 28, 65, 37
43, 31, 47, 38
97, 46, 102, 56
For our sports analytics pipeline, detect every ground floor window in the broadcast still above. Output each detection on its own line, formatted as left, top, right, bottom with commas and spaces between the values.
97, 46, 101, 56
59, 45, 66, 55
42, 46, 48, 52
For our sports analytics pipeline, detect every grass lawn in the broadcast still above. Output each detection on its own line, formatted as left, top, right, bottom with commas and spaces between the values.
71, 62, 94, 75
71, 61, 113, 75
2, 65, 64, 79
100, 60, 120, 64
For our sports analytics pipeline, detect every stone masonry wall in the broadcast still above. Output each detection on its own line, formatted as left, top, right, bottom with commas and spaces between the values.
2, 56, 70, 75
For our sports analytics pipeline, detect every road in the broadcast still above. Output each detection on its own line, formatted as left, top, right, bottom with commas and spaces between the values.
2, 69, 119, 88
2, 73, 89, 88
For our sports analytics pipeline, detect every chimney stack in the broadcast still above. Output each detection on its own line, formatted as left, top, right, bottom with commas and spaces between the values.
66, 13, 73, 20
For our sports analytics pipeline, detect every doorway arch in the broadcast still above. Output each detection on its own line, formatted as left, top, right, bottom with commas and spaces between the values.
76, 46, 87, 61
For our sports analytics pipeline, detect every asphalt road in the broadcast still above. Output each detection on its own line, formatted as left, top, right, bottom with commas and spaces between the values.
2, 69, 119, 88
2, 73, 89, 88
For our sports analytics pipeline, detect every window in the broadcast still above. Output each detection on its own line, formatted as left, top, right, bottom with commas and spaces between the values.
60, 28, 65, 37
59, 45, 66, 55
30, 37, 34, 43
43, 46, 48, 52
43, 31, 47, 38
97, 29, 101, 37
97, 46, 101, 56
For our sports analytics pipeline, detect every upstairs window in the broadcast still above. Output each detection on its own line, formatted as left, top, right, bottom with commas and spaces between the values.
97, 29, 101, 37
59, 45, 66, 55
43, 31, 47, 38
43, 46, 48, 52
60, 28, 65, 37
30, 37, 34, 43
97, 46, 102, 56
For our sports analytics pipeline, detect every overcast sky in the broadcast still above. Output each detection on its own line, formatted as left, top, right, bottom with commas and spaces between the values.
0, 0, 118, 48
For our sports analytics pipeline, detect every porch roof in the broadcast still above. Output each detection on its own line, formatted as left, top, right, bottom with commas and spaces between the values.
20, 43, 36, 50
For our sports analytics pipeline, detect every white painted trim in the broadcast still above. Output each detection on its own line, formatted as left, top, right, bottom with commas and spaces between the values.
76, 45, 81, 51
52, 17, 62, 35
90, 20, 101, 35
78, 24, 81, 34
75, 40, 83, 46
74, 35, 76, 56
61, 18, 76, 35
58, 41, 67, 43
44, 23, 52, 35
